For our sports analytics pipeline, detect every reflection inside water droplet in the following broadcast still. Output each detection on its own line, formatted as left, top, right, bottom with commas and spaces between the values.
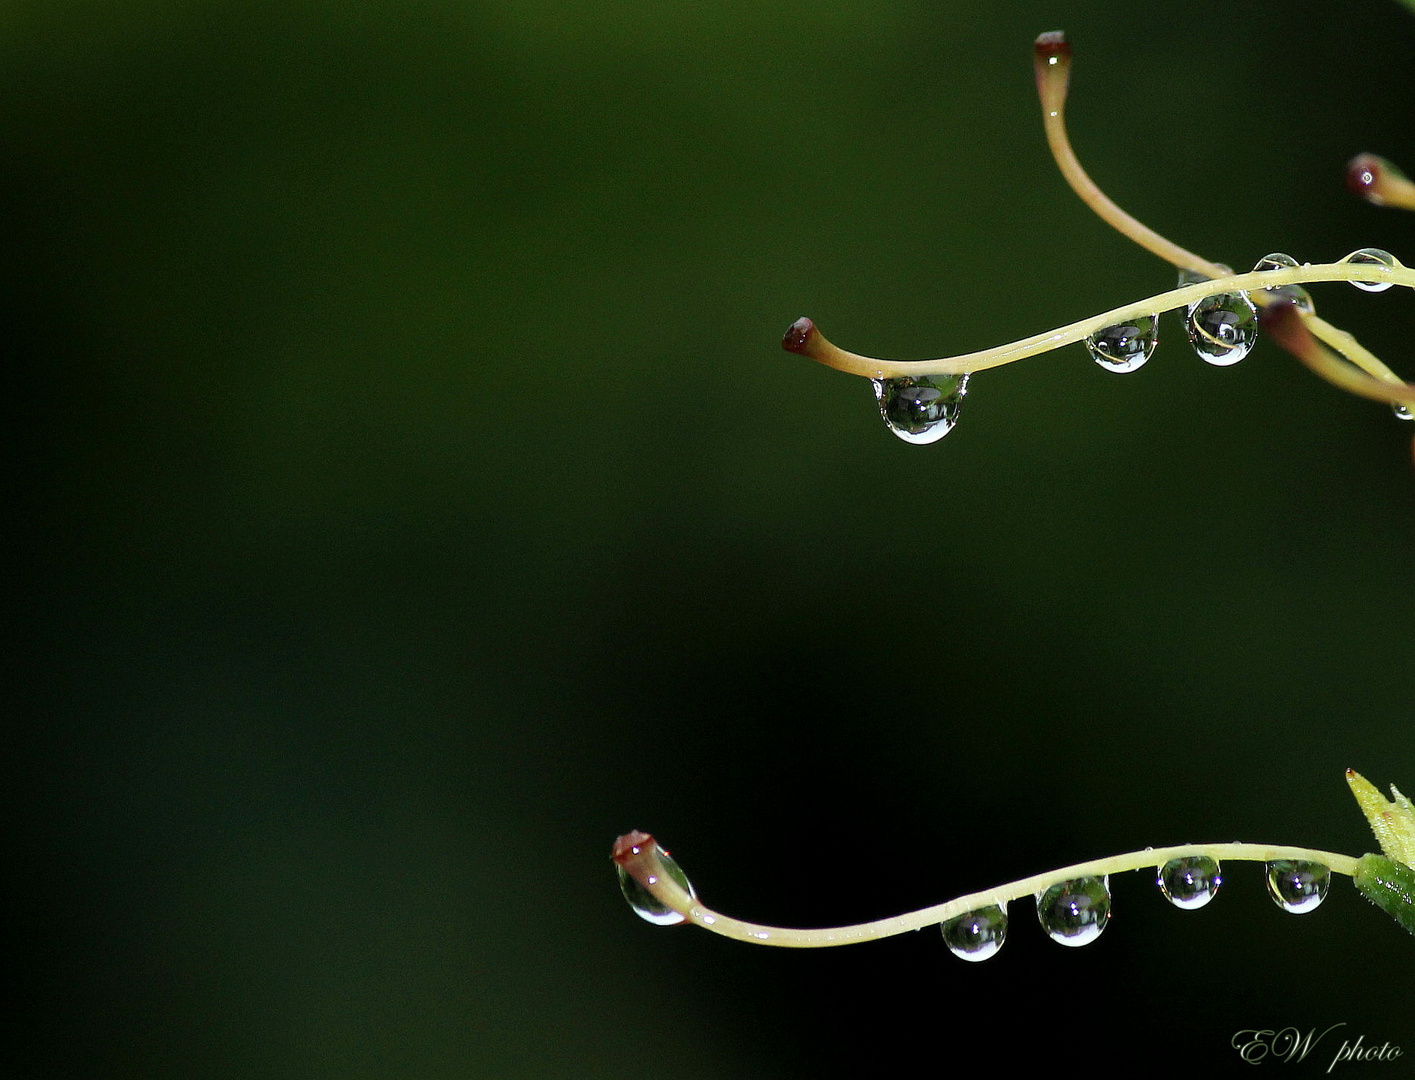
1036, 876, 1111, 946
1086, 316, 1158, 373
617, 839, 697, 925
1265, 860, 1330, 914
1187, 292, 1257, 367
1394, 403, 1414, 421
1253, 252, 1314, 313
1157, 855, 1223, 910
940, 903, 1007, 961
1342, 247, 1401, 293
871, 373, 970, 444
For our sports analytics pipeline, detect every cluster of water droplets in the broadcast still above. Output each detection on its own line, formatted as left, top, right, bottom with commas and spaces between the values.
615, 845, 1339, 954
871, 373, 970, 445
936, 856, 1333, 961
866, 247, 1408, 439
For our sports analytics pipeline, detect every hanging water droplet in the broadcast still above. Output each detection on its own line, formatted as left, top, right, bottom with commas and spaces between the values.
1394, 403, 1414, 421
1342, 247, 1401, 293
940, 903, 1007, 962
1085, 315, 1158, 373
871, 373, 970, 444
1156, 855, 1223, 910
1265, 860, 1331, 914
616, 836, 697, 925
1036, 876, 1111, 946
1253, 253, 1314, 313
1186, 292, 1258, 367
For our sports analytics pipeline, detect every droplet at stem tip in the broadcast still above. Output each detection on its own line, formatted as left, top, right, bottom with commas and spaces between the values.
782, 316, 819, 356
1032, 30, 1071, 107
611, 830, 655, 864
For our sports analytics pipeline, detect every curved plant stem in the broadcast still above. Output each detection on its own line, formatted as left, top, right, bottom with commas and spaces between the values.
785, 263, 1415, 411
616, 837, 1358, 949
784, 32, 1415, 418
1033, 32, 1224, 280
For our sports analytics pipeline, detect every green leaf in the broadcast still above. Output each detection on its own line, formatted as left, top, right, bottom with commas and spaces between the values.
1353, 853, 1415, 937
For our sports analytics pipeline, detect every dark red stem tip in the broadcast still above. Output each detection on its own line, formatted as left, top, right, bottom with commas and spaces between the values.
1347, 153, 1387, 200
612, 830, 655, 864
1033, 30, 1070, 62
782, 316, 817, 354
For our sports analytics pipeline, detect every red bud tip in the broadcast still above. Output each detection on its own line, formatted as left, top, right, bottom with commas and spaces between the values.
1257, 297, 1313, 356
1033, 31, 1071, 107
612, 830, 655, 864
1347, 153, 1385, 200
1033, 30, 1070, 62
782, 316, 818, 355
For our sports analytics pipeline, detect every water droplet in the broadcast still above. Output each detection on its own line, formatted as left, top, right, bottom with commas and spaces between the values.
1177, 264, 1235, 291
1394, 403, 1414, 421
940, 903, 1007, 961
1186, 292, 1257, 367
1036, 876, 1111, 946
1342, 247, 1401, 293
1253, 253, 1314, 313
1265, 860, 1331, 914
1086, 316, 1158, 373
871, 373, 969, 444
1177, 265, 1235, 312
616, 839, 697, 925
1156, 855, 1223, 910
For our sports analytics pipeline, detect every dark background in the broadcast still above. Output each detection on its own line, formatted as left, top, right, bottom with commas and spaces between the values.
8, 0, 1414, 1076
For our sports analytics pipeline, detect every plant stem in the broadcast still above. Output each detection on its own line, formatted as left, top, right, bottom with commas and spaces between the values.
626, 841, 1358, 948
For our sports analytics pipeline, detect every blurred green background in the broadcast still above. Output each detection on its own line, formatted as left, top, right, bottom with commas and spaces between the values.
9, 0, 1414, 1075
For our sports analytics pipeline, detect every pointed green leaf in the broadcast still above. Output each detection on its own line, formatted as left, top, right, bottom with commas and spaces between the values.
1346, 769, 1415, 867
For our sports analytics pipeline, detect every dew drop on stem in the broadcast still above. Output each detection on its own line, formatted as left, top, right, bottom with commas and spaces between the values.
940, 903, 1007, 961
614, 834, 697, 925
1156, 855, 1222, 910
1085, 316, 1158, 373
1341, 247, 1401, 293
1187, 294, 1257, 367
1265, 860, 1330, 914
1253, 252, 1314, 314
871, 373, 970, 444
1036, 876, 1112, 946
